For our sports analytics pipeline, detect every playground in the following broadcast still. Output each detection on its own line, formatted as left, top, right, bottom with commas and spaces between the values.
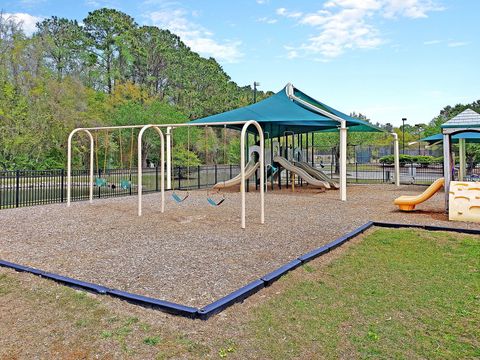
1, 84, 480, 313
1, 84, 480, 357
1, 182, 478, 309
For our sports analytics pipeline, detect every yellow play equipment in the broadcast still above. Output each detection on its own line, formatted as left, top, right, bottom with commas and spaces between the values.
448, 181, 480, 222
394, 177, 445, 211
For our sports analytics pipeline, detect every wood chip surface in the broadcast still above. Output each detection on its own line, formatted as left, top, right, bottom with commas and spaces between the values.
1, 184, 479, 307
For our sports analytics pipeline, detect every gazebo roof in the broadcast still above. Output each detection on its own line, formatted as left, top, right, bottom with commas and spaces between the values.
441, 109, 480, 129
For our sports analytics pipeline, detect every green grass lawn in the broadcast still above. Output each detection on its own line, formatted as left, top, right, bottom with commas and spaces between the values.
250, 229, 480, 359
0, 228, 478, 359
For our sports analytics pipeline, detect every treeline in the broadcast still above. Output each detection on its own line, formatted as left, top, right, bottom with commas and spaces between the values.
0, 9, 271, 170
1, 9, 479, 171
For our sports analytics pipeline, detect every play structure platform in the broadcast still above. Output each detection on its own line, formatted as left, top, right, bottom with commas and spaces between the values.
449, 181, 480, 222
394, 177, 445, 211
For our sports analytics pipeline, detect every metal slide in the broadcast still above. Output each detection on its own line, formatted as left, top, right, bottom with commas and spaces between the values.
213, 159, 260, 189
294, 161, 340, 189
273, 156, 330, 189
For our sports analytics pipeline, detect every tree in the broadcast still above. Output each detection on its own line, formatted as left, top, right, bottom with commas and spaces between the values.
35, 17, 87, 80
83, 8, 136, 93
0, 8, 278, 169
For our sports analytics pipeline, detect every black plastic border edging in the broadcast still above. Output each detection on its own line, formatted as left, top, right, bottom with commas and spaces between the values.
197, 279, 265, 320
0, 259, 197, 318
373, 221, 480, 235
1, 221, 478, 320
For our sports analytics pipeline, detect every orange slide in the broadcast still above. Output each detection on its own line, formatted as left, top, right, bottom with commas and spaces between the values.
394, 178, 445, 211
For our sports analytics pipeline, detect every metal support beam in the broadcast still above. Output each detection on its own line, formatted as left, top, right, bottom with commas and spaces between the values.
241, 121, 264, 229
458, 138, 465, 181
443, 134, 451, 212
67, 129, 94, 206
339, 121, 347, 201
138, 125, 165, 216
392, 132, 400, 186
166, 127, 172, 190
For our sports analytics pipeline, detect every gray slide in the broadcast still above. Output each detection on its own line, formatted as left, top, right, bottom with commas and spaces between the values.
213, 159, 259, 189
273, 156, 330, 189
294, 161, 340, 189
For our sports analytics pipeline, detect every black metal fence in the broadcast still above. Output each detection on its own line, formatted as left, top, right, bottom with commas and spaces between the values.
4, 162, 479, 210
0, 165, 241, 210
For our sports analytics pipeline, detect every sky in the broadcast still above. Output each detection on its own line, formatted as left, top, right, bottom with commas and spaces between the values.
1, 0, 479, 127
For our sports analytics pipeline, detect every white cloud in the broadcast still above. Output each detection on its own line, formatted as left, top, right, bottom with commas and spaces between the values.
383, 0, 445, 18
286, 50, 299, 59
324, 0, 382, 11
84, 0, 120, 8
3, 12, 43, 35
146, 8, 243, 63
278, 1, 444, 60
257, 17, 277, 24
276, 8, 303, 18
448, 41, 468, 48
19, 0, 46, 6
424, 39, 441, 45
256, 0, 269, 4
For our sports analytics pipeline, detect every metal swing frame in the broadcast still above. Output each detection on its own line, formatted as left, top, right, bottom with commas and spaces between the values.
67, 120, 264, 229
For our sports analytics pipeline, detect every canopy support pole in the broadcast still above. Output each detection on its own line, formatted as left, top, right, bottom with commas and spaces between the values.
286, 84, 349, 201
241, 121, 264, 229
459, 138, 465, 181
443, 134, 451, 212
340, 121, 347, 201
166, 127, 172, 190
392, 133, 400, 186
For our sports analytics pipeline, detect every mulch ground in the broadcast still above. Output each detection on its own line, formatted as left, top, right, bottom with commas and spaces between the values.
1, 184, 479, 308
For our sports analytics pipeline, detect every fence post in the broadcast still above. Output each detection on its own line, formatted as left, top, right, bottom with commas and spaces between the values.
129, 171, 132, 196
356, 162, 358, 183
229, 164, 232, 178
197, 165, 201, 189
98, 169, 101, 198
382, 163, 385, 183
178, 166, 181, 189
61, 169, 65, 203
156, 165, 159, 192
15, 170, 20, 208
214, 164, 218, 184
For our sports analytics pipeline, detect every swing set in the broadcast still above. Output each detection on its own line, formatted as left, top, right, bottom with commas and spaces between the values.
67, 120, 265, 229
169, 125, 226, 206
94, 129, 135, 190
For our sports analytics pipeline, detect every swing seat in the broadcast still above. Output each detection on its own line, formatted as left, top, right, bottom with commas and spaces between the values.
207, 197, 225, 207
172, 192, 189, 203
120, 179, 131, 190
95, 177, 107, 187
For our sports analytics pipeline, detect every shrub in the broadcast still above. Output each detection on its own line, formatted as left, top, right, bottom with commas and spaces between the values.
379, 154, 414, 164
413, 156, 433, 167
379, 154, 436, 167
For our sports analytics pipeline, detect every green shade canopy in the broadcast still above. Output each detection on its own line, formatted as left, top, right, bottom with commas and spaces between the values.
420, 131, 480, 144
189, 83, 382, 137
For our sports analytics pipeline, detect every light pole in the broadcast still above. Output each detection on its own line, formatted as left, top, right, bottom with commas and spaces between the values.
402, 118, 407, 155
253, 81, 260, 103
414, 124, 423, 155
